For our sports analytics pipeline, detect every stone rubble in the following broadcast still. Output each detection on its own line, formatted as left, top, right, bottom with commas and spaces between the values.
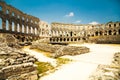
89, 52, 120, 80
31, 41, 90, 58
0, 34, 38, 80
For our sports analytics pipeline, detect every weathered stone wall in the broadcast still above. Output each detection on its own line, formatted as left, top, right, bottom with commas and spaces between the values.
50, 22, 120, 44
31, 41, 89, 58
0, 1, 40, 42
0, 36, 38, 80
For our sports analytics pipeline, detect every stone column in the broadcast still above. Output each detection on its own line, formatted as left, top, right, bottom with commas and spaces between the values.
24, 24, 26, 34
2, 18, 6, 30
9, 20, 12, 31
32, 27, 35, 34
28, 26, 31, 34
14, 22, 17, 32
19, 24, 22, 33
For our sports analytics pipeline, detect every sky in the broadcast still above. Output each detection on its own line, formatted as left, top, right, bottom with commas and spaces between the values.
4, 0, 120, 24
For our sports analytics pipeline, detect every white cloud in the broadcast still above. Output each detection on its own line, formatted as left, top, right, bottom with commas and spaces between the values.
65, 12, 74, 17
89, 21, 99, 25
75, 20, 81, 23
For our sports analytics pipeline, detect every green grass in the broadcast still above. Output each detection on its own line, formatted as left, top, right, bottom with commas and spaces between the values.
35, 61, 54, 74
56, 57, 72, 66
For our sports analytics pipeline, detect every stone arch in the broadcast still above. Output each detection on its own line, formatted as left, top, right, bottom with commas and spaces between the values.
6, 20, 9, 30
95, 31, 98, 36
56, 38, 59, 42
60, 38, 62, 42
12, 22, 14, 31
109, 24, 111, 28
75, 38, 77, 41
0, 17, 2, 29
70, 31, 73, 36
12, 12, 15, 16
114, 23, 116, 27
99, 31, 102, 36
108, 30, 112, 35
50, 38, 52, 42
71, 38, 73, 41
67, 38, 69, 41
113, 30, 117, 35
6, 9, 9, 14
64, 38, 66, 41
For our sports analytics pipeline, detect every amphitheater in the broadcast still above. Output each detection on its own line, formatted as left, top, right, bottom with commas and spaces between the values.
0, 1, 120, 80
0, 1, 120, 44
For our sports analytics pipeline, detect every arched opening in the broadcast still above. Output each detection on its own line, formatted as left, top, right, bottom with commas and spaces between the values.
83, 38, 86, 40
67, 38, 69, 41
0, 17, 2, 29
70, 31, 73, 36
113, 30, 116, 35
108, 30, 112, 35
87, 34, 90, 37
12, 12, 15, 16
64, 38, 66, 41
6, 20, 9, 30
0, 6, 2, 11
104, 31, 107, 35
22, 25, 24, 33
67, 34, 69, 37
60, 38, 62, 42
114, 24, 116, 27
71, 38, 73, 41
95, 31, 98, 36
50, 38, 52, 42
56, 38, 59, 42
53, 38, 55, 42
6, 9, 9, 14
17, 24, 20, 32
109, 24, 111, 28
78, 38, 80, 41
12, 22, 14, 31
99, 31, 102, 36
118, 29, 120, 35
75, 38, 77, 41
92, 34, 94, 37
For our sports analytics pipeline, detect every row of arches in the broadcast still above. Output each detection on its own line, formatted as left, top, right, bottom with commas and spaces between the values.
0, 2, 38, 25
91, 29, 120, 37
0, 17, 38, 34
50, 37, 86, 42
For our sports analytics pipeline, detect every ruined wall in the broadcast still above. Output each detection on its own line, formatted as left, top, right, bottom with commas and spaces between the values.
0, 34, 38, 80
0, 1, 40, 41
50, 22, 120, 44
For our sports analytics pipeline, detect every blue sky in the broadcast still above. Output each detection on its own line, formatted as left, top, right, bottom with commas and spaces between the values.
5, 0, 120, 24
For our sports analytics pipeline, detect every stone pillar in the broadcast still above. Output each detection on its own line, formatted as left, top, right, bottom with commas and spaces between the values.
9, 20, 12, 31
19, 24, 22, 33
24, 24, 26, 34
28, 26, 31, 34
14, 22, 17, 32
2, 18, 6, 30
32, 27, 35, 34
